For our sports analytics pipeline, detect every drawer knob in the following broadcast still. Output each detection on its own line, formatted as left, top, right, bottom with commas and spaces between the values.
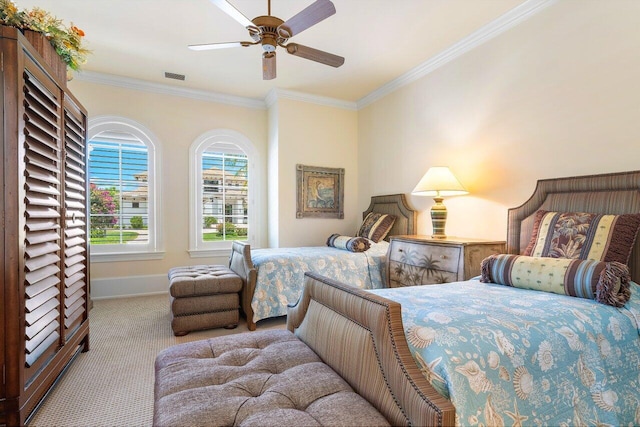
398, 248, 403, 253
441, 255, 446, 259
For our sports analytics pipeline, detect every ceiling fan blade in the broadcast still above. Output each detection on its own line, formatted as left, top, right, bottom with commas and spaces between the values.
285, 43, 344, 68
263, 52, 276, 80
210, 0, 255, 29
277, 0, 336, 38
188, 41, 251, 51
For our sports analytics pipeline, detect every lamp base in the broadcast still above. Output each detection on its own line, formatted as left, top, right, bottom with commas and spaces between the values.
430, 197, 448, 239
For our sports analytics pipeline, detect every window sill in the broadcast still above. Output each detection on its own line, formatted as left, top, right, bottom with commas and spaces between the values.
188, 248, 235, 259
90, 251, 165, 263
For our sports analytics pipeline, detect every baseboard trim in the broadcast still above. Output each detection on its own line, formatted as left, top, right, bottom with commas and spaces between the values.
91, 274, 167, 300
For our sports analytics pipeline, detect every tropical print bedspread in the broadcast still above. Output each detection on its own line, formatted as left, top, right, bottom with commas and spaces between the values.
251, 241, 389, 323
371, 280, 640, 426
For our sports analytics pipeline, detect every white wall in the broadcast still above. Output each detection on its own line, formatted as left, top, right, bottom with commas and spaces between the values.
358, 0, 640, 241
267, 102, 280, 248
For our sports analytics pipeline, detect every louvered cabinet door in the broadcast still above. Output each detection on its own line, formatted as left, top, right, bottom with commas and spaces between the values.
22, 63, 64, 380
62, 95, 88, 338
1, 26, 90, 426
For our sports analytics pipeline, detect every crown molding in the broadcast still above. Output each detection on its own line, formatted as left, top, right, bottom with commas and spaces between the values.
75, 71, 357, 111
356, 0, 557, 109
74, 70, 267, 110
74, 0, 555, 113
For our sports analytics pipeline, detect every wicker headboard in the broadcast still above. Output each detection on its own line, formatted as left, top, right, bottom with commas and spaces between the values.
507, 170, 640, 281
363, 194, 417, 239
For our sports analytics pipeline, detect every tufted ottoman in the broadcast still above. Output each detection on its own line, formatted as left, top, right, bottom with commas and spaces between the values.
168, 265, 243, 336
153, 329, 390, 426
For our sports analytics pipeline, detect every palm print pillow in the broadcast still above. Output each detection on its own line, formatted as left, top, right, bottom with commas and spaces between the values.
524, 210, 640, 265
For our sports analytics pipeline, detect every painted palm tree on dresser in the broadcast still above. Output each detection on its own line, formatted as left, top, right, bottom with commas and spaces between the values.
394, 248, 450, 286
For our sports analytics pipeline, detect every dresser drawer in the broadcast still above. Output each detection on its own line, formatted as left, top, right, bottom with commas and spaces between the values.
388, 240, 461, 273
386, 236, 506, 288
388, 239, 462, 286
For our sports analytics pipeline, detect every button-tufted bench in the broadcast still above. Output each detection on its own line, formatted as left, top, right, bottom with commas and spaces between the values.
153, 329, 390, 426
168, 265, 243, 336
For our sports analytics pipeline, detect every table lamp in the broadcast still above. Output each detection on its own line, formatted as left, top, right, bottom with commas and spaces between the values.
412, 166, 468, 239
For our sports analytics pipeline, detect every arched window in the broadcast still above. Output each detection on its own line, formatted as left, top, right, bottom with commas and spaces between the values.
189, 129, 257, 256
88, 116, 163, 261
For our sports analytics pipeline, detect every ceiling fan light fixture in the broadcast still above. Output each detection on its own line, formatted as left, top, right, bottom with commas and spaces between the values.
194, 0, 343, 80
261, 37, 277, 52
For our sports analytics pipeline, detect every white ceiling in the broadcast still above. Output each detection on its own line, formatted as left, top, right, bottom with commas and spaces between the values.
16, 0, 528, 103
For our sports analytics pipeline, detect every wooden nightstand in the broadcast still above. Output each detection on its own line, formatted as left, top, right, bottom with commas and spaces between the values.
387, 236, 506, 287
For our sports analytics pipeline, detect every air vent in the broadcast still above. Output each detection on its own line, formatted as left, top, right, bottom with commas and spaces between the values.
164, 72, 186, 81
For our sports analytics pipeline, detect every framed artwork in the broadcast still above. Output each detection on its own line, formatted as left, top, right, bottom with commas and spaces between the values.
296, 164, 344, 219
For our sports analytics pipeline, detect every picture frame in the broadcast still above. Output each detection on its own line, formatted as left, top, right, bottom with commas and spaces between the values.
296, 164, 344, 219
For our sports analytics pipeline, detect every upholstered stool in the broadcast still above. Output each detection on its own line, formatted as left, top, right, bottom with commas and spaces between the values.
168, 265, 243, 336
154, 329, 390, 426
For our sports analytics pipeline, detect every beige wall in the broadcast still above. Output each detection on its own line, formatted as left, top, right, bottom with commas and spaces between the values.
269, 99, 359, 247
71, 82, 359, 296
358, 0, 640, 241
69, 81, 268, 288
76, 1, 640, 297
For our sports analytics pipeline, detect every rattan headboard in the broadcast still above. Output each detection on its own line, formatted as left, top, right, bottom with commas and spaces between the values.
363, 194, 417, 239
507, 170, 640, 281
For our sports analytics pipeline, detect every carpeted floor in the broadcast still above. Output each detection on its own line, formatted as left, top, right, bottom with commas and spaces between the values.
29, 293, 285, 427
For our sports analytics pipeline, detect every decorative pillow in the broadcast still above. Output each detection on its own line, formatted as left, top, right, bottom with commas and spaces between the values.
357, 212, 396, 243
327, 234, 371, 253
480, 254, 631, 307
524, 210, 640, 265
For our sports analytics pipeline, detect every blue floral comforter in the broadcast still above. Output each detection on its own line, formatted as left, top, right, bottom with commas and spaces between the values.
251, 241, 389, 323
371, 280, 640, 426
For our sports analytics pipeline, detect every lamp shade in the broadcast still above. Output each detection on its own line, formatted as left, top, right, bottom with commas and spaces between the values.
412, 166, 468, 197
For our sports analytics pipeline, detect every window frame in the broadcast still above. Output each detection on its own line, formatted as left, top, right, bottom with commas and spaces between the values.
87, 116, 163, 262
189, 129, 257, 257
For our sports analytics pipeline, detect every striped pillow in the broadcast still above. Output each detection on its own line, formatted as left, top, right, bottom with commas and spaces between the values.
480, 254, 631, 307
357, 213, 396, 243
524, 210, 640, 265
327, 234, 371, 252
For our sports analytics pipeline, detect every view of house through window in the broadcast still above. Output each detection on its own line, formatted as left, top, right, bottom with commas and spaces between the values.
88, 131, 149, 245
201, 142, 248, 242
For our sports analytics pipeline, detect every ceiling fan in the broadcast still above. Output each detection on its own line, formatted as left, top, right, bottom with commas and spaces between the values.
189, 0, 345, 80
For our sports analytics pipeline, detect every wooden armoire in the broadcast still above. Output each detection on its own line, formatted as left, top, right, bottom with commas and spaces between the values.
1, 26, 90, 426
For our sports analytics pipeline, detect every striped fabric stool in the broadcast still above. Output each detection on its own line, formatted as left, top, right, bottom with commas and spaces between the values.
167, 265, 243, 336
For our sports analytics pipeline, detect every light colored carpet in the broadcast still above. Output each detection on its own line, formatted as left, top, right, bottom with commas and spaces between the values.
29, 293, 286, 427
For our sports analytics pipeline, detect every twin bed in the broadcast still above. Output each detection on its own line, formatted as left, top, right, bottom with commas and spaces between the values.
227, 170, 640, 424
229, 193, 417, 331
